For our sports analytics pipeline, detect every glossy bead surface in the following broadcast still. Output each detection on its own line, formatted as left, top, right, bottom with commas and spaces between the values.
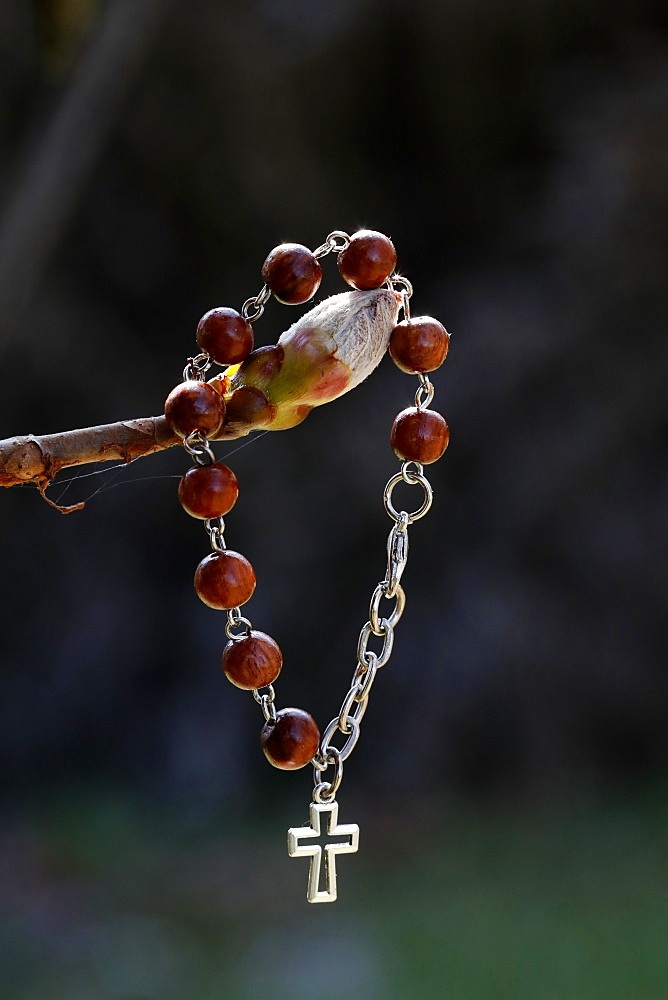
337, 230, 397, 290
261, 708, 320, 770
389, 316, 450, 373
222, 630, 282, 690
178, 462, 239, 519
261, 243, 322, 305
194, 550, 256, 609
390, 407, 449, 464
164, 381, 225, 438
196, 307, 254, 366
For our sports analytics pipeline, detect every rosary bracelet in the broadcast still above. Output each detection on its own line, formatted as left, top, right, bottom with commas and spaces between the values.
163, 230, 450, 903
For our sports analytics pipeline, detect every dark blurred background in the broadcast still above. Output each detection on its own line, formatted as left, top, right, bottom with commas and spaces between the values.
1, 1, 667, 997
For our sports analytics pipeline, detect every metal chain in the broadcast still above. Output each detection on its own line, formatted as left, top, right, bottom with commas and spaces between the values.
183, 430, 215, 466
386, 274, 413, 323
253, 683, 277, 724
311, 384, 435, 803
183, 352, 212, 382
241, 284, 271, 322
313, 230, 351, 259
205, 516, 226, 554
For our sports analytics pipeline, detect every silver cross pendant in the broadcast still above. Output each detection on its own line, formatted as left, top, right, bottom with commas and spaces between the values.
287, 799, 359, 903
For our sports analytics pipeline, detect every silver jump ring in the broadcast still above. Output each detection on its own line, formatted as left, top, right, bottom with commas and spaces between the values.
183, 431, 215, 466
384, 471, 433, 524
182, 353, 211, 382
326, 230, 351, 252
386, 274, 414, 299
241, 285, 270, 322
225, 612, 252, 640
313, 748, 343, 802
415, 376, 434, 410
252, 684, 276, 718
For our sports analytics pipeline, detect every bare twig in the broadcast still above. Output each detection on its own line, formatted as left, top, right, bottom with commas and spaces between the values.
0, 416, 179, 509
0, 289, 401, 510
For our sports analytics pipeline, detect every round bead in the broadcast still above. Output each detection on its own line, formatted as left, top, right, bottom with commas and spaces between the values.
178, 462, 239, 519
196, 307, 254, 366
261, 708, 320, 770
261, 243, 322, 305
194, 550, 256, 609
389, 316, 450, 374
337, 230, 397, 290
390, 407, 449, 464
164, 381, 225, 438
222, 630, 282, 690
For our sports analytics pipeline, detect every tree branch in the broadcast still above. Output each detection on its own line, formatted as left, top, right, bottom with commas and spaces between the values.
0, 289, 401, 511
0, 416, 180, 510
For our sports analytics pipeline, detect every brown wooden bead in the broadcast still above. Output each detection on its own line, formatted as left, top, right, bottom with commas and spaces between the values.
260, 708, 320, 770
390, 407, 449, 464
261, 243, 322, 305
164, 380, 225, 438
389, 316, 450, 374
337, 229, 397, 290
222, 630, 282, 690
196, 307, 254, 366
194, 550, 256, 609
178, 462, 239, 519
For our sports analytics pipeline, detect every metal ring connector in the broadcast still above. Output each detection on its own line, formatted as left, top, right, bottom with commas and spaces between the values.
242, 284, 270, 322
415, 375, 434, 410
205, 516, 226, 553
313, 748, 343, 802
182, 353, 212, 382
225, 610, 252, 640
252, 684, 277, 724
326, 231, 351, 252
183, 431, 215, 466
386, 274, 414, 299
384, 470, 433, 524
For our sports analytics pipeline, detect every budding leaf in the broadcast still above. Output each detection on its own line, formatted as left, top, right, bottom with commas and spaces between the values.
218, 289, 399, 437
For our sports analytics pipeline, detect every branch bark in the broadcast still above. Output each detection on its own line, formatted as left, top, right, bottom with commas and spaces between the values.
0, 416, 180, 510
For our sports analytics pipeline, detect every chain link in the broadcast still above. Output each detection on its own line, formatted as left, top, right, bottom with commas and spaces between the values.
310, 332, 437, 802
313, 230, 351, 258
182, 353, 212, 382
369, 580, 406, 634
415, 374, 434, 410
242, 284, 271, 322
253, 683, 277, 724
225, 607, 253, 640
183, 431, 215, 466
205, 516, 226, 554
313, 748, 343, 802
384, 467, 433, 524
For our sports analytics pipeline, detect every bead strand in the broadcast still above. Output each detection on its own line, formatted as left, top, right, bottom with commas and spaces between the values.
164, 230, 448, 795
